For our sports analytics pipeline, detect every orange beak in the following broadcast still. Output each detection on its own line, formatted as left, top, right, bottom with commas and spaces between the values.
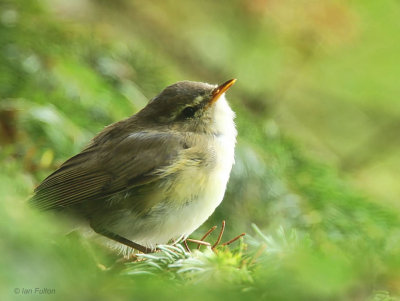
209, 79, 237, 105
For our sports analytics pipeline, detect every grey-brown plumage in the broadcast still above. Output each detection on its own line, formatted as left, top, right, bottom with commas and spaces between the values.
30, 79, 237, 253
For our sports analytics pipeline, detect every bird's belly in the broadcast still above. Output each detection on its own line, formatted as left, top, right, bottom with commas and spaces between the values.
121, 168, 229, 247
112, 138, 235, 248
156, 171, 229, 241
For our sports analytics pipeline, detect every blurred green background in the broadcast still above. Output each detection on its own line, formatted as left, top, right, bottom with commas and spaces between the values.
1, 0, 400, 300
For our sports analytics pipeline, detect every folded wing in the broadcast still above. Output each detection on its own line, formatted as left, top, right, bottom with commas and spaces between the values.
30, 132, 186, 211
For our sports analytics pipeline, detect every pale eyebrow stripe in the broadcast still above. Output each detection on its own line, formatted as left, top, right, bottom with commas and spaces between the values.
193, 95, 205, 105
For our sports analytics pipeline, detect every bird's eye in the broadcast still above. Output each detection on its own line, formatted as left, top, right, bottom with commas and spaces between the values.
181, 106, 197, 119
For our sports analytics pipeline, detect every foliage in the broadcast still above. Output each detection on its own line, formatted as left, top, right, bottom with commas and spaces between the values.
1, 0, 400, 300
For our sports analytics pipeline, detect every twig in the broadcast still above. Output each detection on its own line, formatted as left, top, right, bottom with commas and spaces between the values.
197, 225, 217, 249
212, 220, 225, 249
221, 233, 245, 246
186, 238, 211, 246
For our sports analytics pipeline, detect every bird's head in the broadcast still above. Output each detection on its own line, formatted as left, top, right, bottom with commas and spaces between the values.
138, 79, 237, 136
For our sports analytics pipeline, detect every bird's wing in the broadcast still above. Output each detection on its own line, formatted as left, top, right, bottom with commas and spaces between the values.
30, 132, 187, 211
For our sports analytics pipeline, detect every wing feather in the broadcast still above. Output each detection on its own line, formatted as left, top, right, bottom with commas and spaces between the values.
30, 132, 186, 210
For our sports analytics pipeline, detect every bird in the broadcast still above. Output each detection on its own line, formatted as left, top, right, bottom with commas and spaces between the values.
30, 79, 237, 253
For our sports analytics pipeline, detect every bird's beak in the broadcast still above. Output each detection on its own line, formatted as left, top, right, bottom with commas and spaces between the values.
209, 79, 237, 105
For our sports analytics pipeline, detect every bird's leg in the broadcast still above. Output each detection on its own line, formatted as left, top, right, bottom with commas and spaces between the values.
92, 226, 155, 254
183, 240, 191, 252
